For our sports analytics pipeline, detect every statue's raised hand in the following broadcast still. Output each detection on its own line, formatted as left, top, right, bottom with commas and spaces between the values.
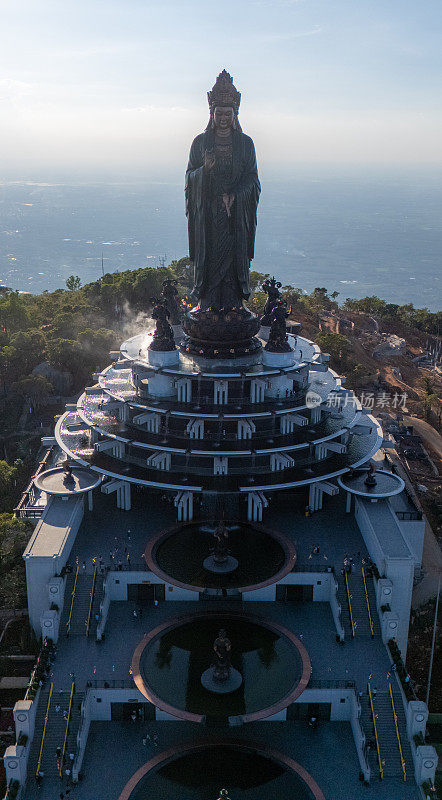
204, 149, 216, 171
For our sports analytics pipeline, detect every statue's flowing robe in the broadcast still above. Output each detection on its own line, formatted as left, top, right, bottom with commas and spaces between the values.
185, 129, 260, 307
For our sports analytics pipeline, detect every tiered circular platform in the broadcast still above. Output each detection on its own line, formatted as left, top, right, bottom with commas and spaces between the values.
53, 324, 382, 512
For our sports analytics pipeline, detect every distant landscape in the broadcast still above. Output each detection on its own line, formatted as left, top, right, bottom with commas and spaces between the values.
1, 168, 441, 310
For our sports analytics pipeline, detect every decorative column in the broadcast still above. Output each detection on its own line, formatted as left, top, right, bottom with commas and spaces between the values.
146, 451, 171, 471
101, 479, 131, 510
214, 380, 228, 404
280, 413, 308, 433
250, 378, 266, 403
270, 453, 294, 471
214, 457, 228, 475
308, 481, 339, 511
247, 491, 268, 522
237, 419, 255, 439
175, 377, 192, 402
133, 411, 161, 432
174, 491, 194, 521
186, 418, 205, 439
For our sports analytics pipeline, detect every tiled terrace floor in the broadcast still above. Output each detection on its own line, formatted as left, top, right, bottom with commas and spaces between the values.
49, 600, 395, 696
71, 490, 369, 576
24, 491, 422, 799
26, 719, 421, 800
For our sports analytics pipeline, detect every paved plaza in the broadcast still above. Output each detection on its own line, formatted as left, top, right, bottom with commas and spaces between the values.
26, 719, 421, 800
22, 488, 425, 800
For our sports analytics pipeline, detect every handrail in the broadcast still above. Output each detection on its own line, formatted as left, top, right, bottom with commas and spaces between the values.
344, 571, 356, 637
368, 682, 383, 780
59, 681, 75, 777
35, 682, 53, 777
362, 566, 375, 638
389, 682, 406, 781
85, 566, 97, 637
66, 565, 79, 636
14, 448, 53, 514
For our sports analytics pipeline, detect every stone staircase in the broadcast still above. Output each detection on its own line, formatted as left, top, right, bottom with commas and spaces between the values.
27, 686, 84, 783
338, 570, 380, 640
360, 688, 413, 779
61, 571, 103, 637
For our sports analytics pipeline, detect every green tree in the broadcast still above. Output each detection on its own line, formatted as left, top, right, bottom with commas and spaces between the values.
169, 257, 194, 294
301, 287, 333, 313
45, 338, 88, 388
11, 374, 52, 409
0, 346, 17, 387
77, 328, 117, 370
421, 376, 441, 425
65, 275, 82, 291
0, 513, 32, 606
0, 292, 28, 335
315, 331, 350, 365
9, 330, 46, 375
0, 461, 26, 512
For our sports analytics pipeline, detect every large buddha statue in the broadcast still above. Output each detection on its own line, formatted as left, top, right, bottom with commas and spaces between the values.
185, 70, 261, 311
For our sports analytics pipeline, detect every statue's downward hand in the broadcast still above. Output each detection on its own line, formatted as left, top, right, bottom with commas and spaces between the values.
223, 193, 235, 217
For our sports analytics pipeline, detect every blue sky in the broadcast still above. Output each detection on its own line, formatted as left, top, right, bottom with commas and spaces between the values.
1, 0, 441, 175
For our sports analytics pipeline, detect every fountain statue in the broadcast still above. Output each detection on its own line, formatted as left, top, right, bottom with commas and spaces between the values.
364, 463, 377, 488
62, 459, 75, 487
201, 627, 243, 694
203, 520, 238, 574
213, 521, 229, 565
217, 790, 231, 800
182, 70, 262, 358
213, 628, 232, 683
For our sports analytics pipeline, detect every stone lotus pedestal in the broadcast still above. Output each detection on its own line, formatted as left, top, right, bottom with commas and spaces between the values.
201, 666, 243, 694
203, 554, 239, 574
181, 306, 261, 360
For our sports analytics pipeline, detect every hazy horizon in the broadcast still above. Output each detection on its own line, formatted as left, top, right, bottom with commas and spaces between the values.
1, 172, 441, 311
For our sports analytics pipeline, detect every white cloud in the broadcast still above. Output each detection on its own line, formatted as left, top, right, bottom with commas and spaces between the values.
243, 26, 322, 44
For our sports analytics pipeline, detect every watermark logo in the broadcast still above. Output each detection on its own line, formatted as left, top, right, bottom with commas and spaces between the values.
306, 390, 322, 408
326, 391, 407, 411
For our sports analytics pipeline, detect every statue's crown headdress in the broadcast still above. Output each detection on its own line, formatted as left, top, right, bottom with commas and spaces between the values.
207, 70, 241, 112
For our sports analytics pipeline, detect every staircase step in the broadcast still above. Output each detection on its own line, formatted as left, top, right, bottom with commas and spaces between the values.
61, 572, 102, 637
27, 689, 84, 783
359, 689, 413, 777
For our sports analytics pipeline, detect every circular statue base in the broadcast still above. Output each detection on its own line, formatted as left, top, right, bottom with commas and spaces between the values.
201, 667, 243, 694
203, 555, 239, 574
181, 306, 261, 359
147, 348, 179, 367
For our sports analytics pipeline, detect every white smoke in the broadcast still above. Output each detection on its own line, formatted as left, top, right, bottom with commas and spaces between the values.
119, 301, 156, 340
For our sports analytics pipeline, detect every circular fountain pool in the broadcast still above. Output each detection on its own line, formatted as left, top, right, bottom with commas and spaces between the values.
118, 740, 325, 800
146, 522, 295, 593
131, 612, 310, 723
